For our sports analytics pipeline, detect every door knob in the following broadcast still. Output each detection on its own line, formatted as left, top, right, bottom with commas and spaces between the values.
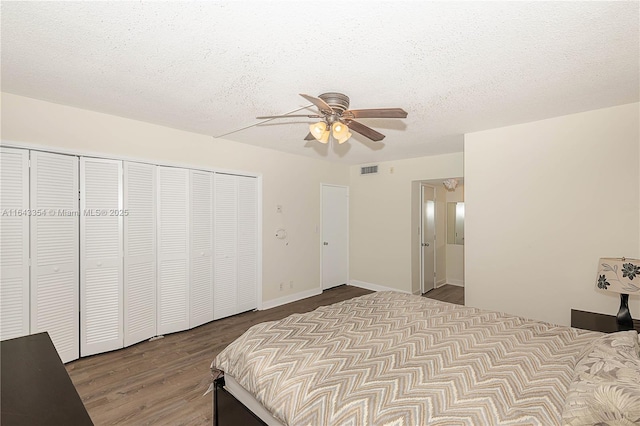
422, 243, 430, 247
323, 242, 329, 246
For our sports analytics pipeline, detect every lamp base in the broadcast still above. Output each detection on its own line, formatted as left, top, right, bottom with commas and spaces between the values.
616, 293, 634, 331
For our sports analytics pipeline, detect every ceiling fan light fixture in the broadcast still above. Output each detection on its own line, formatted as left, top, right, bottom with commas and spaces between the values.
336, 131, 352, 144
310, 121, 330, 143
332, 122, 352, 144
259, 93, 407, 144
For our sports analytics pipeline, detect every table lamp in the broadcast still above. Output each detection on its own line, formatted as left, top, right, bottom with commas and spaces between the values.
596, 257, 639, 331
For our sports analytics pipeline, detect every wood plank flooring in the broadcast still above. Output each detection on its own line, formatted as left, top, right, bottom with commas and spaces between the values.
65, 285, 372, 426
423, 284, 465, 305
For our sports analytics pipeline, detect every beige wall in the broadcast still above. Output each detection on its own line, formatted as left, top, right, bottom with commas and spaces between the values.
465, 102, 640, 326
349, 153, 464, 293
1, 92, 350, 304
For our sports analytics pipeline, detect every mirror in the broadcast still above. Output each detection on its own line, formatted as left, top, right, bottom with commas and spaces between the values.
447, 202, 464, 245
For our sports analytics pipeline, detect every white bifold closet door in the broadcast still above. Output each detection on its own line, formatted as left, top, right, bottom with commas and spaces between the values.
189, 170, 214, 328
214, 174, 258, 320
30, 151, 79, 363
80, 158, 123, 357
123, 161, 157, 347
157, 166, 190, 335
237, 176, 258, 313
0, 147, 30, 340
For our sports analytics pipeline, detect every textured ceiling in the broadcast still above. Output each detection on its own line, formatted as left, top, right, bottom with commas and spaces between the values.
2, 1, 638, 165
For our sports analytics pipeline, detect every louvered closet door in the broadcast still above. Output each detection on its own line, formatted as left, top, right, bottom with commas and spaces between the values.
190, 170, 214, 328
236, 176, 258, 313
80, 158, 123, 356
213, 174, 238, 320
0, 148, 30, 340
124, 161, 157, 347
30, 151, 79, 363
157, 166, 189, 335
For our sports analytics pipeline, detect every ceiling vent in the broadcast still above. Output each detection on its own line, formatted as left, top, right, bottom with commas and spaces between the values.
360, 165, 379, 175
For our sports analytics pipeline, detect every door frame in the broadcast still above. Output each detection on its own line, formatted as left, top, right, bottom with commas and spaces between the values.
420, 183, 437, 294
320, 183, 349, 291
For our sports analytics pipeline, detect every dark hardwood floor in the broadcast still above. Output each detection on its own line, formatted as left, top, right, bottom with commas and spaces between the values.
65, 285, 372, 426
423, 284, 465, 305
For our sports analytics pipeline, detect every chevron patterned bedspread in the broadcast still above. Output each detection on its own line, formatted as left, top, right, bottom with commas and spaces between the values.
213, 291, 601, 426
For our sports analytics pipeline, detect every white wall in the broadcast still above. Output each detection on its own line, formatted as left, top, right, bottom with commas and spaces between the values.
465, 103, 640, 326
349, 154, 464, 294
1, 92, 350, 304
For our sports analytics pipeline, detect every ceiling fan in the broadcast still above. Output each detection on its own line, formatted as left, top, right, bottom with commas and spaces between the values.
256, 93, 408, 144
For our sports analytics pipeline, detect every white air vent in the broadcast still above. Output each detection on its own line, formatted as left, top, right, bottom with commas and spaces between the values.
360, 165, 378, 175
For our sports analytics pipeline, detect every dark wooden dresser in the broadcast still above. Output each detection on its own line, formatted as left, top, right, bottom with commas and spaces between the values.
1, 332, 93, 425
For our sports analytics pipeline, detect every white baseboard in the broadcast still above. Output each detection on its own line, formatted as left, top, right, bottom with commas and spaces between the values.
349, 280, 412, 294
261, 287, 322, 310
435, 279, 447, 288
446, 279, 465, 287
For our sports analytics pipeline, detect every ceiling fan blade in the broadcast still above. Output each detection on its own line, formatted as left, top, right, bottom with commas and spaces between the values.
299, 94, 334, 114
343, 108, 408, 119
304, 132, 316, 141
346, 120, 386, 141
256, 114, 321, 119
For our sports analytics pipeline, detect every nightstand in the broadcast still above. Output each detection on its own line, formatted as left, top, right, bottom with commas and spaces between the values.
1, 332, 93, 425
571, 309, 640, 333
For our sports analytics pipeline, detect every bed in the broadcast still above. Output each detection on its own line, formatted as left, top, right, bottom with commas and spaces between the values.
211, 291, 640, 425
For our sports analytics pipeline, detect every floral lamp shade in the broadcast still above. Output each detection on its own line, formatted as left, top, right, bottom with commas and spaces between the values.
596, 257, 640, 295
596, 257, 639, 331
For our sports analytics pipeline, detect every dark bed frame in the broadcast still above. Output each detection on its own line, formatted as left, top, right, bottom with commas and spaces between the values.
213, 376, 267, 426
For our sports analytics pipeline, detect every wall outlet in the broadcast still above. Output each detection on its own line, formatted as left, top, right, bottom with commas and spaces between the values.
289, 281, 293, 289
279, 282, 284, 291
276, 205, 282, 213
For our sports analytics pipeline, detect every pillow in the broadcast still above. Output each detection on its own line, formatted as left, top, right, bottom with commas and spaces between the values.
561, 330, 640, 426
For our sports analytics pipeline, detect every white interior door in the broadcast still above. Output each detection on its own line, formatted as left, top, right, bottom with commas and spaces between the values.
0, 147, 30, 340
80, 157, 124, 356
321, 184, 349, 290
421, 185, 436, 293
236, 175, 257, 313
157, 166, 190, 335
124, 161, 157, 347
214, 173, 238, 320
213, 174, 258, 319
30, 151, 79, 363
190, 170, 214, 328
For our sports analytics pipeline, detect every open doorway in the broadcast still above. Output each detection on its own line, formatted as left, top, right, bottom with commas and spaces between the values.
411, 178, 464, 304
